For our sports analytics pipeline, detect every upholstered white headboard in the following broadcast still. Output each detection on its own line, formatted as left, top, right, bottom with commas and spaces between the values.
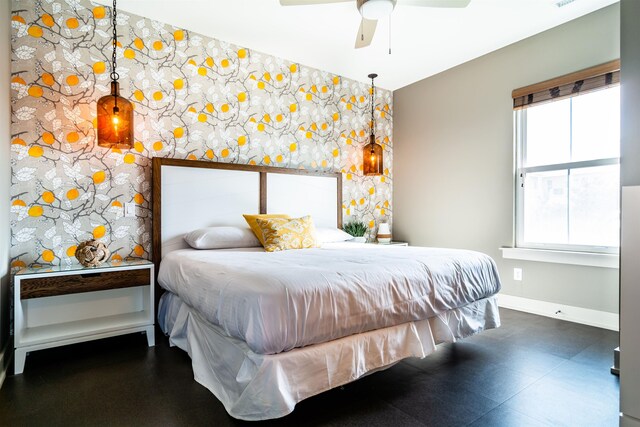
159, 166, 260, 256
152, 158, 342, 261
267, 173, 339, 229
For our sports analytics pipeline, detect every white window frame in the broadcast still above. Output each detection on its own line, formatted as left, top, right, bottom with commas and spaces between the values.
514, 95, 620, 255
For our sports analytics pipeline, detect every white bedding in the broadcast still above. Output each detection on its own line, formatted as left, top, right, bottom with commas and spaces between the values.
158, 243, 501, 354
159, 291, 501, 420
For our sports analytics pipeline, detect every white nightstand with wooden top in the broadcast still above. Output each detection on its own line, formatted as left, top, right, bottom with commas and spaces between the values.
13, 259, 155, 374
368, 241, 409, 247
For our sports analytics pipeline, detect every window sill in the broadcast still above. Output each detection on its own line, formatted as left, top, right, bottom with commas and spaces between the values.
500, 247, 619, 269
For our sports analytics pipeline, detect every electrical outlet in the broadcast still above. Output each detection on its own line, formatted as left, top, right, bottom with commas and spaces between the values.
125, 202, 136, 218
513, 268, 523, 281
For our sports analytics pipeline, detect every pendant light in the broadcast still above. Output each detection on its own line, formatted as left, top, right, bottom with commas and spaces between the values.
363, 73, 383, 176
97, 0, 133, 149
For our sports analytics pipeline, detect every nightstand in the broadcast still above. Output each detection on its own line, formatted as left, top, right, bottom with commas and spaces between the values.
369, 241, 409, 246
13, 259, 155, 374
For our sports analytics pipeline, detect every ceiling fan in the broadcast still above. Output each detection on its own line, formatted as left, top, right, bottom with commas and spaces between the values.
279, 0, 471, 49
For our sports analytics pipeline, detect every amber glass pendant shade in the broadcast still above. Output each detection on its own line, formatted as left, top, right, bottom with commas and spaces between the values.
363, 134, 383, 176
97, 81, 133, 149
363, 73, 383, 176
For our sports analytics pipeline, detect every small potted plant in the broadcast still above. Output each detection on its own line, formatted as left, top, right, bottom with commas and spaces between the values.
343, 220, 368, 243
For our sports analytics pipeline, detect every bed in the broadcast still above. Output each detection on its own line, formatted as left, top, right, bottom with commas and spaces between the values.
152, 158, 502, 421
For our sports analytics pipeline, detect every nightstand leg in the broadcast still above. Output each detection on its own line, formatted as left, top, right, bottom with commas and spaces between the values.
145, 326, 155, 347
14, 349, 27, 375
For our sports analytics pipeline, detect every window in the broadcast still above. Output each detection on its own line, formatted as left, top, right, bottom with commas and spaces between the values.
514, 76, 620, 254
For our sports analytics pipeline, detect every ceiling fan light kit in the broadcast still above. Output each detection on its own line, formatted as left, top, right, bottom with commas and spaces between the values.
357, 0, 397, 20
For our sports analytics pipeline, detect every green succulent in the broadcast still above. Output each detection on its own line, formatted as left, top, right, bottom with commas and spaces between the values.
343, 221, 368, 237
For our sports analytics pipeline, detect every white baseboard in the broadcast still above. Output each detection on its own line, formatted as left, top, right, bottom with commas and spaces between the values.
498, 293, 619, 331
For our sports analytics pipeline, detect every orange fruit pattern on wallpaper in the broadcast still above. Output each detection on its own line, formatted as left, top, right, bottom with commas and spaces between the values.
8, 0, 393, 267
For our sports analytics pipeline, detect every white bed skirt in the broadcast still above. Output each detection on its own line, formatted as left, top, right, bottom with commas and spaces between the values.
158, 292, 500, 421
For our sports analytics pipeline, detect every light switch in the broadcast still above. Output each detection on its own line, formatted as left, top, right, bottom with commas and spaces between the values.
125, 202, 136, 218
513, 268, 523, 281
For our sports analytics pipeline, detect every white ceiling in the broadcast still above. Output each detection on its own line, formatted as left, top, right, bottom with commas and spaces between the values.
95, 0, 618, 90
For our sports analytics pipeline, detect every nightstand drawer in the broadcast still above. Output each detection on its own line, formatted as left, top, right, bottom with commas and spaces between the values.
20, 268, 151, 299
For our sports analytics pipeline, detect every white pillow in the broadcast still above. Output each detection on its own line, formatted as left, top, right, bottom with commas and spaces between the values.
315, 227, 354, 243
184, 227, 261, 249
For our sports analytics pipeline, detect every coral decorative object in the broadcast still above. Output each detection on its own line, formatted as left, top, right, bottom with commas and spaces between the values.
75, 240, 110, 267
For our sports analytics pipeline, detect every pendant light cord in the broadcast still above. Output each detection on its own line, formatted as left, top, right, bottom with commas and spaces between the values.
110, 0, 119, 82
370, 75, 375, 138
388, 14, 391, 55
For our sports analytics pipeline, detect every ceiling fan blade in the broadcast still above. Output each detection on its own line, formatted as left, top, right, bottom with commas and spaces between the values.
398, 0, 471, 7
355, 18, 377, 49
280, 0, 353, 5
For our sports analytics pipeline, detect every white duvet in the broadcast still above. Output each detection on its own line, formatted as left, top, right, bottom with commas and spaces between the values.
158, 244, 501, 354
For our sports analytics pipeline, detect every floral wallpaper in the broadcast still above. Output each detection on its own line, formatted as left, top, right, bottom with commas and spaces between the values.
9, 0, 393, 268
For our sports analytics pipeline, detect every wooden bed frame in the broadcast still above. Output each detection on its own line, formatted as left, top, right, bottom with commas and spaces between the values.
151, 157, 342, 313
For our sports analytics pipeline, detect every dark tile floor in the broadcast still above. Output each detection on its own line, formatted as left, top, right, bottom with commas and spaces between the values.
0, 308, 619, 426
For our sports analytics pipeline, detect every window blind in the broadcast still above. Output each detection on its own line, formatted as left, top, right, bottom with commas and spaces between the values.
512, 60, 620, 110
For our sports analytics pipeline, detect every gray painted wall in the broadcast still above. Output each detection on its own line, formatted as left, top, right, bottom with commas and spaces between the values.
393, 4, 620, 314
620, 0, 640, 188
619, 0, 640, 422
1, 0, 12, 379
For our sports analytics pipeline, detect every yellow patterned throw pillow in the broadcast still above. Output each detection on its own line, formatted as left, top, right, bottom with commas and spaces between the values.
255, 216, 319, 252
243, 214, 290, 246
